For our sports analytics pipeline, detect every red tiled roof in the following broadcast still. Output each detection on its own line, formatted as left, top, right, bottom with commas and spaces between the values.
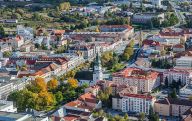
100, 25, 133, 30
142, 39, 160, 46
113, 67, 159, 80
53, 30, 65, 35
173, 44, 185, 48
63, 115, 79, 121
120, 93, 154, 100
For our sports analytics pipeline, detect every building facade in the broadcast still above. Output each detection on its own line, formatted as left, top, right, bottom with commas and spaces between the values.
112, 67, 160, 92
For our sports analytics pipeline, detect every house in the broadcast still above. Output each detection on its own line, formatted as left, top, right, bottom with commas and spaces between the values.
173, 44, 185, 52
154, 98, 192, 117
64, 92, 102, 112
112, 67, 160, 92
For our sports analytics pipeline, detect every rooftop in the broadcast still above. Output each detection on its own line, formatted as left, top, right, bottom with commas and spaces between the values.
113, 67, 159, 80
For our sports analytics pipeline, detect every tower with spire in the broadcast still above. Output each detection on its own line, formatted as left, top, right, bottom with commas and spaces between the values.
92, 53, 103, 86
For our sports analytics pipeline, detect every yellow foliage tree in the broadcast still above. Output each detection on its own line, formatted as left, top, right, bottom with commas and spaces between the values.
95, 26, 100, 32
32, 77, 47, 92
67, 78, 78, 88
59, 2, 71, 11
47, 78, 58, 90
36, 91, 55, 110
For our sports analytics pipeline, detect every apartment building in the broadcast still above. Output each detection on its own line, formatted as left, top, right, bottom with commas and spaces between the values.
163, 68, 192, 85
112, 67, 160, 92
112, 88, 156, 115
68, 44, 95, 59
132, 13, 165, 24
176, 56, 192, 68
154, 98, 192, 116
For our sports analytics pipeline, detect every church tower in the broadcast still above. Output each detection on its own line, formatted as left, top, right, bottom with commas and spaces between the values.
92, 53, 103, 85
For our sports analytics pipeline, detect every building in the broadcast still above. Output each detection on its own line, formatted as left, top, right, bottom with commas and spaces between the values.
154, 98, 192, 116
132, 13, 165, 24
69, 25, 134, 40
159, 28, 192, 42
173, 44, 185, 52
92, 53, 103, 86
179, 84, 192, 99
112, 67, 160, 92
182, 108, 192, 121
112, 88, 156, 114
0, 100, 17, 113
163, 68, 192, 85
64, 92, 102, 112
176, 56, 192, 68
17, 25, 34, 41
68, 44, 95, 59
0, 111, 48, 121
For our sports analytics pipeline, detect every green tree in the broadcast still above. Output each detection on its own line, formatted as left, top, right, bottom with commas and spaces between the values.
139, 112, 145, 121
170, 88, 177, 98
0, 25, 5, 38
3, 51, 12, 57
55, 91, 63, 103
124, 113, 129, 120
165, 76, 169, 87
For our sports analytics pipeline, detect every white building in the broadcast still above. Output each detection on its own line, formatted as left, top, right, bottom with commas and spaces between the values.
112, 90, 156, 115
176, 56, 192, 68
17, 25, 34, 41
163, 68, 192, 85
0, 100, 17, 113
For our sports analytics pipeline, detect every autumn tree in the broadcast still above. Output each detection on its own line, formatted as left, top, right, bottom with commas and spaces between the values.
95, 26, 100, 32
36, 91, 55, 111
31, 77, 47, 92
47, 78, 58, 90
59, 2, 71, 11
67, 78, 78, 88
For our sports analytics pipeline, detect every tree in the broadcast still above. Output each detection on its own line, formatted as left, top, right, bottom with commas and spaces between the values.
95, 26, 100, 32
139, 112, 145, 121
124, 113, 129, 120
121, 4, 128, 11
36, 91, 55, 110
55, 91, 63, 103
3, 51, 12, 57
31, 77, 47, 92
47, 78, 58, 90
59, 2, 71, 11
148, 106, 159, 121
67, 78, 78, 88
165, 76, 169, 87
0, 25, 5, 38
170, 88, 177, 98
189, 95, 192, 101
